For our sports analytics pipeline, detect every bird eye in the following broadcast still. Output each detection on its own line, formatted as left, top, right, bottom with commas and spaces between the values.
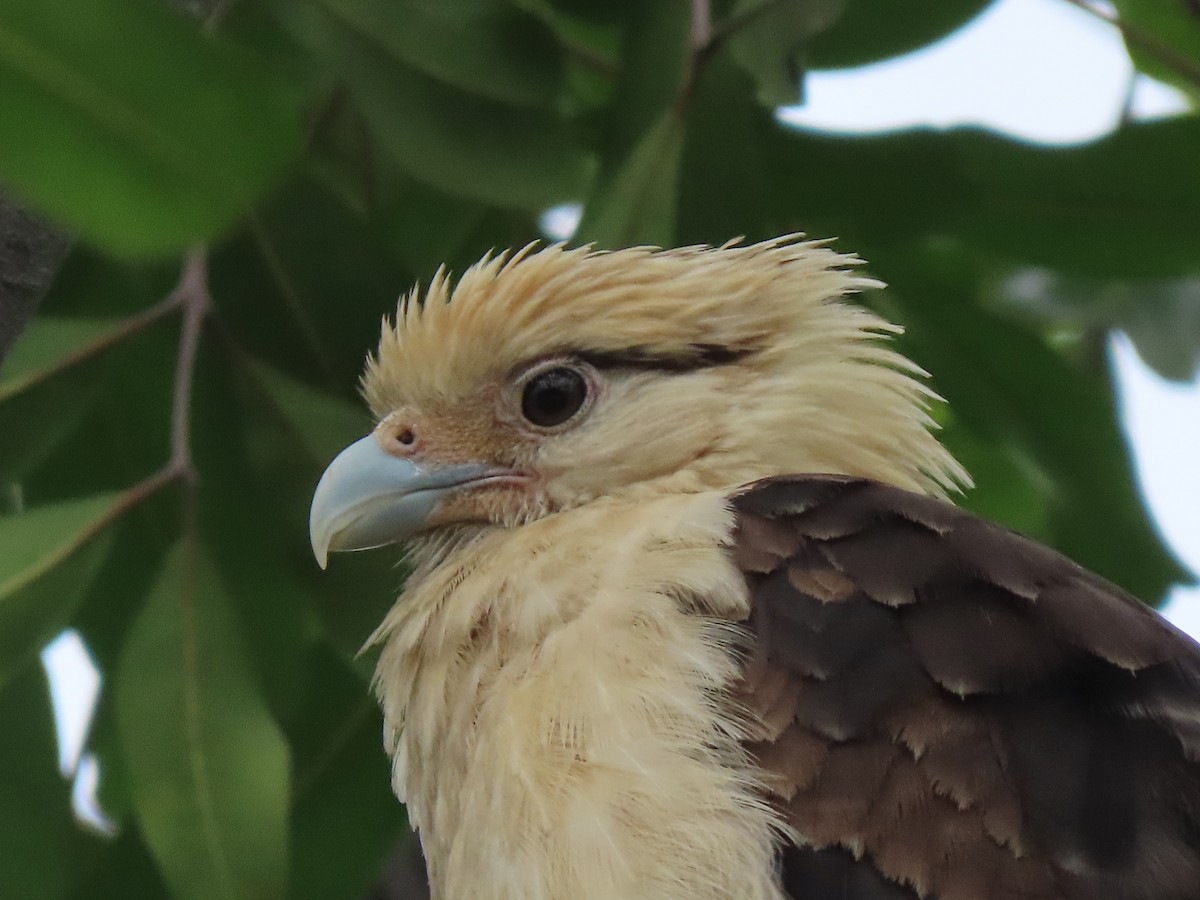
521, 367, 588, 427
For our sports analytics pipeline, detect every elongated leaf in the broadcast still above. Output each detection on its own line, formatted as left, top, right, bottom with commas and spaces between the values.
679, 56, 774, 244
997, 269, 1200, 383
117, 540, 290, 900
806, 0, 993, 69
577, 111, 685, 247
0, 316, 153, 402
728, 0, 846, 106
887, 256, 1187, 603
281, 0, 590, 209
0, 371, 98, 481
307, 0, 564, 108
1111, 0, 1200, 98
0, 0, 301, 255
0, 492, 119, 688
290, 646, 407, 900
246, 359, 370, 464
766, 118, 1200, 277
0, 665, 92, 900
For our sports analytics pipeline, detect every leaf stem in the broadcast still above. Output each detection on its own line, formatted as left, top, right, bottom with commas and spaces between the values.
2, 292, 183, 400
168, 249, 209, 484
691, 0, 712, 48
1059, 0, 1200, 91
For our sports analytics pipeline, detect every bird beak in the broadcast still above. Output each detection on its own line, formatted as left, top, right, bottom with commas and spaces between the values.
308, 435, 496, 569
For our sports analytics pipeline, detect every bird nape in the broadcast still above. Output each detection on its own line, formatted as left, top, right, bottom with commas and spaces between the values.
308, 238, 1200, 900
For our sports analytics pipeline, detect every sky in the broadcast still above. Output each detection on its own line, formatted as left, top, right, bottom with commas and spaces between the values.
44, 0, 1200, 826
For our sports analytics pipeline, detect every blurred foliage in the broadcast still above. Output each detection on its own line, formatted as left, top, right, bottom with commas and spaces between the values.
0, 0, 1198, 896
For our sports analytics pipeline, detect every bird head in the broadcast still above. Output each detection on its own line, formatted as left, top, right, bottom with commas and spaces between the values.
309, 238, 966, 567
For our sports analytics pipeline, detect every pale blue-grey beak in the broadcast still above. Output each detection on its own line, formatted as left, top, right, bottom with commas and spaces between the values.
309, 435, 493, 568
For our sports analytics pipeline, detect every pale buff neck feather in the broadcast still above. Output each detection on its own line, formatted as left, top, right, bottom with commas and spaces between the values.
371, 492, 789, 900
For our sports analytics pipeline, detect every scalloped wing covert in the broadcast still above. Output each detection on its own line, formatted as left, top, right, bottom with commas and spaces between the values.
731, 475, 1200, 900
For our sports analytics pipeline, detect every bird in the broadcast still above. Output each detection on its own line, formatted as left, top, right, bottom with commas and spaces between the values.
308, 237, 1200, 900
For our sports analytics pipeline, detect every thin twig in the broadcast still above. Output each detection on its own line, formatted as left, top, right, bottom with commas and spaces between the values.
1060, 0, 1200, 91
701, 0, 788, 63
519, 4, 619, 78
691, 0, 712, 48
676, 0, 786, 114
168, 249, 210, 484
0, 293, 182, 401
99, 467, 183, 532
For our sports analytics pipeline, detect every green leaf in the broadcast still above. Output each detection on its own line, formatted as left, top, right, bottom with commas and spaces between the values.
765, 117, 1200, 277
577, 111, 685, 247
279, 0, 591, 209
0, 492, 119, 688
996, 269, 1200, 383
69, 827, 170, 900
0, 316, 151, 402
0, 665, 93, 899
0, 372, 99, 482
246, 359, 371, 464
0, 0, 302, 256
678, 54, 774, 244
727, 0, 846, 106
806, 0, 993, 69
306, 0, 565, 108
887, 254, 1187, 603
117, 540, 290, 900
1111, 0, 1200, 98
290, 646, 407, 900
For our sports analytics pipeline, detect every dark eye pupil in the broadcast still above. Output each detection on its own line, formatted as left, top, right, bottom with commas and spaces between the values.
522, 367, 587, 427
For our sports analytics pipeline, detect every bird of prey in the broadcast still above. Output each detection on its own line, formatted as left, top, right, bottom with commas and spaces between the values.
308, 238, 1200, 900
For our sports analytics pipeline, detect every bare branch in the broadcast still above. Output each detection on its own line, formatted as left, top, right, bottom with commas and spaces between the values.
167, 249, 210, 485
691, 0, 712, 48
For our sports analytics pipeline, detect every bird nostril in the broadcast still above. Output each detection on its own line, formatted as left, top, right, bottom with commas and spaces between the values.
397, 428, 416, 446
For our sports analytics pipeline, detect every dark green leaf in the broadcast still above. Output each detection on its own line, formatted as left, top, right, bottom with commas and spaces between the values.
290, 646, 407, 900
806, 0, 993, 69
280, 0, 591, 209
0, 0, 302, 255
1111, 0, 1200, 98
0, 665, 92, 899
0, 317, 124, 401
70, 827, 170, 900
887, 253, 1187, 602
117, 540, 290, 900
766, 117, 1200, 277
678, 55, 775, 244
577, 111, 685, 247
996, 269, 1200, 382
305, 0, 565, 107
727, 0, 846, 106
246, 359, 371, 463
0, 492, 119, 688
0, 370, 98, 482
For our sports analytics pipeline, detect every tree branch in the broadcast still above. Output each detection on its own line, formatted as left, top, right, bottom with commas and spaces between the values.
691, 0, 712, 48
167, 249, 209, 484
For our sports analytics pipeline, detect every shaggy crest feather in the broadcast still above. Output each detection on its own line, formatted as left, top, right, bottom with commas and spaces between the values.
363, 237, 966, 499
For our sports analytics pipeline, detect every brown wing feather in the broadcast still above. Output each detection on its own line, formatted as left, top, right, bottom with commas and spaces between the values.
731, 475, 1200, 900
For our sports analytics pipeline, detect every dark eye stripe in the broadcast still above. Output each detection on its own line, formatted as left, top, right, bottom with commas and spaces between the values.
577, 344, 754, 373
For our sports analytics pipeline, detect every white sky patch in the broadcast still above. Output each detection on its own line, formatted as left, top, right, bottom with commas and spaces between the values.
1111, 336, 1200, 632
540, 202, 583, 242
778, 0, 1190, 143
40, 630, 100, 776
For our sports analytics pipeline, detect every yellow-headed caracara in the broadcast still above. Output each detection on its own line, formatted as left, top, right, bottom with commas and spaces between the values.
308, 238, 1200, 900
